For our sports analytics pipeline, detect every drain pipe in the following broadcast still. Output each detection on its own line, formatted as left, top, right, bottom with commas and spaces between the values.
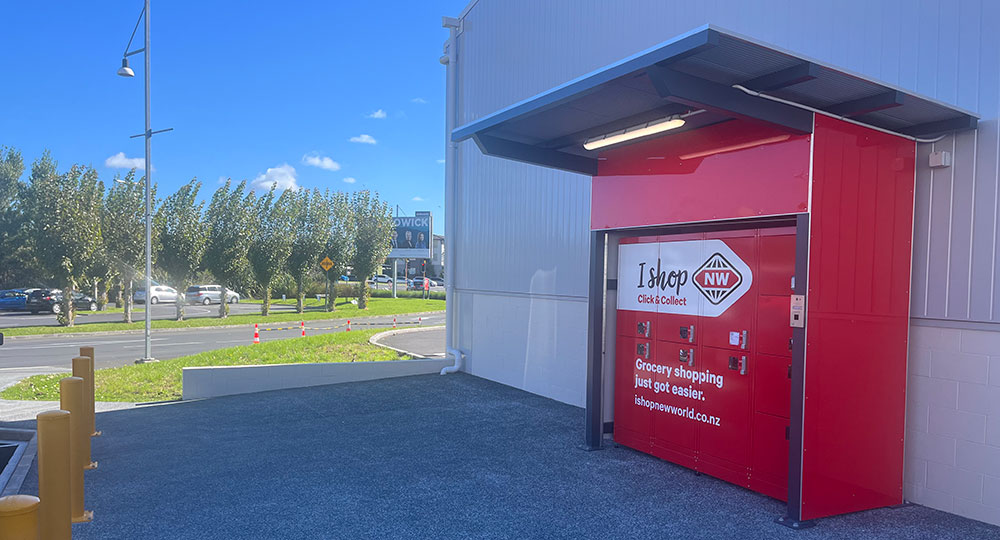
441, 16, 464, 375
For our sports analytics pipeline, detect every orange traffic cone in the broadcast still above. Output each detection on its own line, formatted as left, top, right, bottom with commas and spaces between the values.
300, 321, 305, 338
253, 324, 260, 344
393, 316, 397, 329
346, 320, 351, 332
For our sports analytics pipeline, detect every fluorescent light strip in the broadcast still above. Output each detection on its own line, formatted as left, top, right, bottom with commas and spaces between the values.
583, 117, 686, 151
678, 135, 791, 160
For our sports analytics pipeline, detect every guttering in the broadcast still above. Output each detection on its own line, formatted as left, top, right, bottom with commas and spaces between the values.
441, 15, 465, 375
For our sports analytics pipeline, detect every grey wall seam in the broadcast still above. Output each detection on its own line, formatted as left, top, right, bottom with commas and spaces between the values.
944, 135, 955, 317
966, 129, 978, 320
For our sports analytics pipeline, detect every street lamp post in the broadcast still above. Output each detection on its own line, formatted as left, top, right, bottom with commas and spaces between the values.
117, 0, 170, 364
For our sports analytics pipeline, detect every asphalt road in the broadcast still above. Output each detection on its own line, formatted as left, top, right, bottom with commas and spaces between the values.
0, 312, 445, 388
0, 287, 442, 329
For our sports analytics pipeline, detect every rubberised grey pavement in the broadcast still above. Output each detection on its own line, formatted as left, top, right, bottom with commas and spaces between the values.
373, 325, 446, 358
5, 374, 998, 539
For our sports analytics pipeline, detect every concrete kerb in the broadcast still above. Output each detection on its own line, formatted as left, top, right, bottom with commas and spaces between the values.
368, 325, 446, 358
2, 310, 446, 341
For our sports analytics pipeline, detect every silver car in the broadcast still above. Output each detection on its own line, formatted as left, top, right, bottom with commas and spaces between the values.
184, 285, 240, 305
134, 285, 179, 304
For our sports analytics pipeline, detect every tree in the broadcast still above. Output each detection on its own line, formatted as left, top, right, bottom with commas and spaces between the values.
286, 188, 331, 314
323, 191, 355, 311
349, 190, 392, 310
156, 179, 207, 321
205, 179, 256, 318
248, 187, 294, 316
103, 170, 155, 324
24, 155, 103, 326
0, 146, 34, 289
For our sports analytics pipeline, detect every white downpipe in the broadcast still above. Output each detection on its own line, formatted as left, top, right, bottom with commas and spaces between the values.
441, 16, 464, 375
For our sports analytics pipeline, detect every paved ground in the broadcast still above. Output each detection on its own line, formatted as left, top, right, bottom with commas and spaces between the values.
4, 374, 997, 539
372, 326, 446, 358
0, 312, 446, 384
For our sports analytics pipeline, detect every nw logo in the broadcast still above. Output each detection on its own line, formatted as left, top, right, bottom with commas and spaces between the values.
693, 253, 743, 305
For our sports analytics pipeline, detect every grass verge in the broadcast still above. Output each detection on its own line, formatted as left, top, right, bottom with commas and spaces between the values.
1, 328, 403, 402
2, 297, 444, 337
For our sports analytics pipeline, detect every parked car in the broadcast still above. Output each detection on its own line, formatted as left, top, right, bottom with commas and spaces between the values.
184, 285, 240, 305
134, 285, 179, 304
25, 289, 98, 314
371, 274, 393, 284
407, 278, 429, 291
0, 289, 28, 311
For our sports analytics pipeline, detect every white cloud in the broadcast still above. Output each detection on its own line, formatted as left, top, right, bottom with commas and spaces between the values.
105, 152, 153, 171
342, 177, 356, 184
301, 153, 341, 171
412, 196, 424, 202
436, 159, 446, 164
251, 163, 298, 191
349, 134, 377, 144
367, 109, 387, 119
411, 97, 428, 104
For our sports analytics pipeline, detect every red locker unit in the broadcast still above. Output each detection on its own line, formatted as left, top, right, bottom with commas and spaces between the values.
596, 117, 916, 524
615, 228, 794, 498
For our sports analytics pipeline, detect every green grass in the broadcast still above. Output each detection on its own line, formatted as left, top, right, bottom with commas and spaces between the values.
1, 328, 404, 402
2, 297, 444, 337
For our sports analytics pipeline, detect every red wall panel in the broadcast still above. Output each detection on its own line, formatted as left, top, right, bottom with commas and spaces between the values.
800, 116, 915, 520
591, 120, 810, 230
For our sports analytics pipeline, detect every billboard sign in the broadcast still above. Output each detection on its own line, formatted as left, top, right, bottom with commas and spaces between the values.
389, 212, 431, 259
617, 239, 753, 317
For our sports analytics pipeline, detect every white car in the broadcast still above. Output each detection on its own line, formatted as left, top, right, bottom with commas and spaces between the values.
134, 285, 179, 304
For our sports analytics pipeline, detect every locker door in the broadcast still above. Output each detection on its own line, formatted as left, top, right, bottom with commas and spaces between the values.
656, 233, 703, 346
757, 295, 793, 358
613, 334, 652, 450
750, 412, 790, 501
649, 340, 698, 465
697, 346, 752, 468
757, 230, 796, 296
699, 231, 757, 352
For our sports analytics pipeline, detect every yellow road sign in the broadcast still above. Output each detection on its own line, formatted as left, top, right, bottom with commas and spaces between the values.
320, 256, 334, 271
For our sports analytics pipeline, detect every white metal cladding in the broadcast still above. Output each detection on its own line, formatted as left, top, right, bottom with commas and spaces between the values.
454, 0, 1000, 324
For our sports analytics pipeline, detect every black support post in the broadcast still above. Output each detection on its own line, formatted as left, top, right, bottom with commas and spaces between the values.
584, 231, 606, 450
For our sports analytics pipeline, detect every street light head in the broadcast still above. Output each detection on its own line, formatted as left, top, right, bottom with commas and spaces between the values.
117, 58, 135, 77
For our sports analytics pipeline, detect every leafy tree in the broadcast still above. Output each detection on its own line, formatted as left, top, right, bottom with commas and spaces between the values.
205, 179, 256, 318
325, 191, 356, 311
24, 156, 103, 326
104, 170, 156, 323
349, 190, 392, 310
156, 179, 207, 321
248, 187, 294, 316
287, 189, 331, 313
0, 146, 34, 289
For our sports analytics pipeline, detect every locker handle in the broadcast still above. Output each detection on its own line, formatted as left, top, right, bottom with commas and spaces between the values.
740, 330, 748, 350
679, 348, 693, 366
636, 342, 649, 359
679, 325, 694, 342
637, 321, 650, 338
740, 355, 747, 376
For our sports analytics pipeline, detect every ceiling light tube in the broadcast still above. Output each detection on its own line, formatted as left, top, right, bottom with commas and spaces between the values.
678, 135, 791, 160
583, 117, 686, 151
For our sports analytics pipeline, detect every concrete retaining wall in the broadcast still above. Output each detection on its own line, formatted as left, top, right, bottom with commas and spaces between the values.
182, 359, 451, 400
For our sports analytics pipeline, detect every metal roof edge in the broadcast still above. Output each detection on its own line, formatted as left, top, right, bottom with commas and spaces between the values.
450, 24, 716, 142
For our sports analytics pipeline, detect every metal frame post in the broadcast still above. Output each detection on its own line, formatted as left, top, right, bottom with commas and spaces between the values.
585, 231, 606, 449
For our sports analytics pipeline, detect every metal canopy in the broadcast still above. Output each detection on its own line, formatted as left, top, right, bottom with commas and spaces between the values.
452, 25, 979, 176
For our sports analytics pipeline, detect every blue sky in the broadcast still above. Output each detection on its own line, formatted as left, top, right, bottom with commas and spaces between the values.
0, 1, 469, 235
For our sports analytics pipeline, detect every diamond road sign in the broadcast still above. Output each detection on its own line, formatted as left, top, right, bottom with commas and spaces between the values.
320, 256, 334, 272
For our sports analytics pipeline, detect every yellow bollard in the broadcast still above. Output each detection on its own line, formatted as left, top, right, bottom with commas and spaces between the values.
71, 357, 97, 470
59, 377, 93, 524
37, 410, 71, 540
78, 346, 101, 437
0, 494, 40, 540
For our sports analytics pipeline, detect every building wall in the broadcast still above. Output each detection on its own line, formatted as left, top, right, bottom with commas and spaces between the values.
451, 0, 1000, 525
